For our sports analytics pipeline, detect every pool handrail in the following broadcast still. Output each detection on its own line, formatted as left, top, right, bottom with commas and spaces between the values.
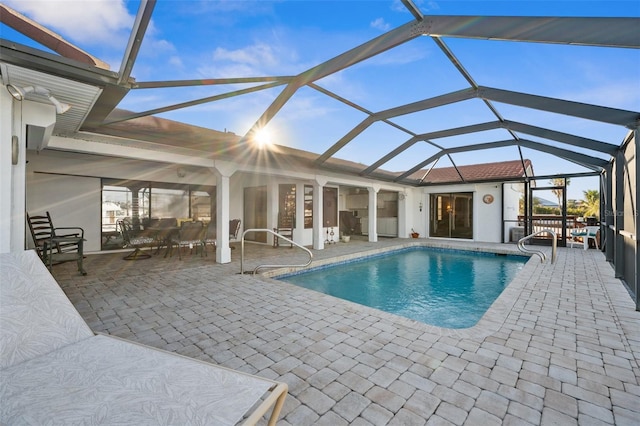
240, 228, 313, 275
517, 229, 557, 264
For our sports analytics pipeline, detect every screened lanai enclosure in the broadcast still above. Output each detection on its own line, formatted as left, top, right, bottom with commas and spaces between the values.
0, 1, 638, 309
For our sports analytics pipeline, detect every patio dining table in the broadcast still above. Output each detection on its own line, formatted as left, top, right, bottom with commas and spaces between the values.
146, 226, 180, 257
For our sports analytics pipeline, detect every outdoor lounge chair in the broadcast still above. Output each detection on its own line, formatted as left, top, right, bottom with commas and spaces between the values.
0, 250, 288, 425
27, 211, 86, 275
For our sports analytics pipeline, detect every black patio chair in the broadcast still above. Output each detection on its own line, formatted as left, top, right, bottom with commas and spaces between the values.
27, 211, 86, 275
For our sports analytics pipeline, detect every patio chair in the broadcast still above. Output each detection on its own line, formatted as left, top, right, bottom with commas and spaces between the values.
273, 213, 293, 248
583, 226, 600, 250
144, 217, 179, 255
229, 218, 241, 249
569, 226, 600, 250
26, 211, 86, 275
202, 219, 242, 253
202, 221, 217, 254
169, 220, 206, 259
118, 218, 155, 260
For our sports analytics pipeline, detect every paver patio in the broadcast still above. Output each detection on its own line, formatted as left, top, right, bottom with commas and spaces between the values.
51, 239, 640, 425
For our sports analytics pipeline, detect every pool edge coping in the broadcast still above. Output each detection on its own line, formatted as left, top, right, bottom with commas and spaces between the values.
259, 241, 538, 340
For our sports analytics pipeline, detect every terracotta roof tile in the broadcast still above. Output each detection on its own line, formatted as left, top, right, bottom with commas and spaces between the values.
411, 159, 532, 184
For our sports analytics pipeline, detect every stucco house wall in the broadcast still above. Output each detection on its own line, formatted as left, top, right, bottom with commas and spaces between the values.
422, 183, 517, 243
10, 97, 524, 256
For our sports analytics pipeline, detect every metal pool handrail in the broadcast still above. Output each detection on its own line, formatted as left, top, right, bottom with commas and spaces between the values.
240, 228, 313, 275
517, 229, 557, 264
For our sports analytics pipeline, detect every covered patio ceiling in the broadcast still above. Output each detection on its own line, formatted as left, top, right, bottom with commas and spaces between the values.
1, 0, 639, 188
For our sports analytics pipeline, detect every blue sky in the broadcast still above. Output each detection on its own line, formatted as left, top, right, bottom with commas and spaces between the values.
3, 0, 639, 199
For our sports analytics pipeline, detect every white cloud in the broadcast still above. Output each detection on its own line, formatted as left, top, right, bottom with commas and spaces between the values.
213, 43, 279, 68
562, 81, 640, 110
391, 0, 408, 13
281, 94, 336, 121
197, 39, 306, 78
5, 0, 134, 48
148, 38, 176, 53
391, 0, 439, 14
371, 18, 391, 32
168, 56, 184, 69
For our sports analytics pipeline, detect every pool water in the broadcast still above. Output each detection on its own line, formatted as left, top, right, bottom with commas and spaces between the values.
279, 248, 527, 329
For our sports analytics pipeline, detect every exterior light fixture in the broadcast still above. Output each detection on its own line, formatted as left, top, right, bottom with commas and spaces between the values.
419, 201, 423, 212
6, 83, 24, 101
6, 84, 71, 114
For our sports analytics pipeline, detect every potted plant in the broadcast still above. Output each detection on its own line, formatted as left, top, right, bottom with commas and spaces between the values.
411, 228, 420, 238
341, 228, 353, 243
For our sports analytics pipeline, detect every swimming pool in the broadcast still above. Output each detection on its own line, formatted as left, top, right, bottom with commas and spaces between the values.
278, 247, 527, 329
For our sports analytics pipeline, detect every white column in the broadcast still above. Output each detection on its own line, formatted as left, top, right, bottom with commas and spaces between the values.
268, 181, 279, 246
214, 161, 237, 264
313, 178, 326, 250
368, 186, 379, 242
397, 191, 407, 238
3, 96, 35, 253
295, 183, 305, 242
215, 173, 231, 263
0, 89, 16, 253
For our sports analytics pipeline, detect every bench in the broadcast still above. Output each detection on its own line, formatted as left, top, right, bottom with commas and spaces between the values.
0, 250, 287, 425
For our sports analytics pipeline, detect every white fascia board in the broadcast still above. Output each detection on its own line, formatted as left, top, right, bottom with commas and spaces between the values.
47, 135, 214, 167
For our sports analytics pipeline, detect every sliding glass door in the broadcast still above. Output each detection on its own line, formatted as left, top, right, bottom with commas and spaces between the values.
101, 179, 214, 250
429, 192, 473, 239
244, 186, 267, 243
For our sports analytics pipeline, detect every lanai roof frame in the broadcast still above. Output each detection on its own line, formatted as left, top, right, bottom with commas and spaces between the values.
0, 1, 638, 185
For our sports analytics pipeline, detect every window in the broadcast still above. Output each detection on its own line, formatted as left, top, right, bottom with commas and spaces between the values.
102, 180, 150, 232
304, 185, 313, 228
151, 185, 190, 220
101, 179, 214, 250
278, 184, 296, 227
102, 185, 132, 233
149, 183, 214, 223
191, 187, 215, 223
429, 192, 473, 239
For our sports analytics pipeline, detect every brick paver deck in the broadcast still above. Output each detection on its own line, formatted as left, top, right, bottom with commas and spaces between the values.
53, 239, 640, 425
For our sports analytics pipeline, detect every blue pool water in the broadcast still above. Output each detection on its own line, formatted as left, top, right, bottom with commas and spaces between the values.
279, 248, 527, 329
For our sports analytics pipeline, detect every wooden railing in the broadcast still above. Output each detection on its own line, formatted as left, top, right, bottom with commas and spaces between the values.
517, 215, 580, 238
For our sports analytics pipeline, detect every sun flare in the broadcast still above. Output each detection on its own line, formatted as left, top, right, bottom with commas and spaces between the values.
253, 128, 273, 147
